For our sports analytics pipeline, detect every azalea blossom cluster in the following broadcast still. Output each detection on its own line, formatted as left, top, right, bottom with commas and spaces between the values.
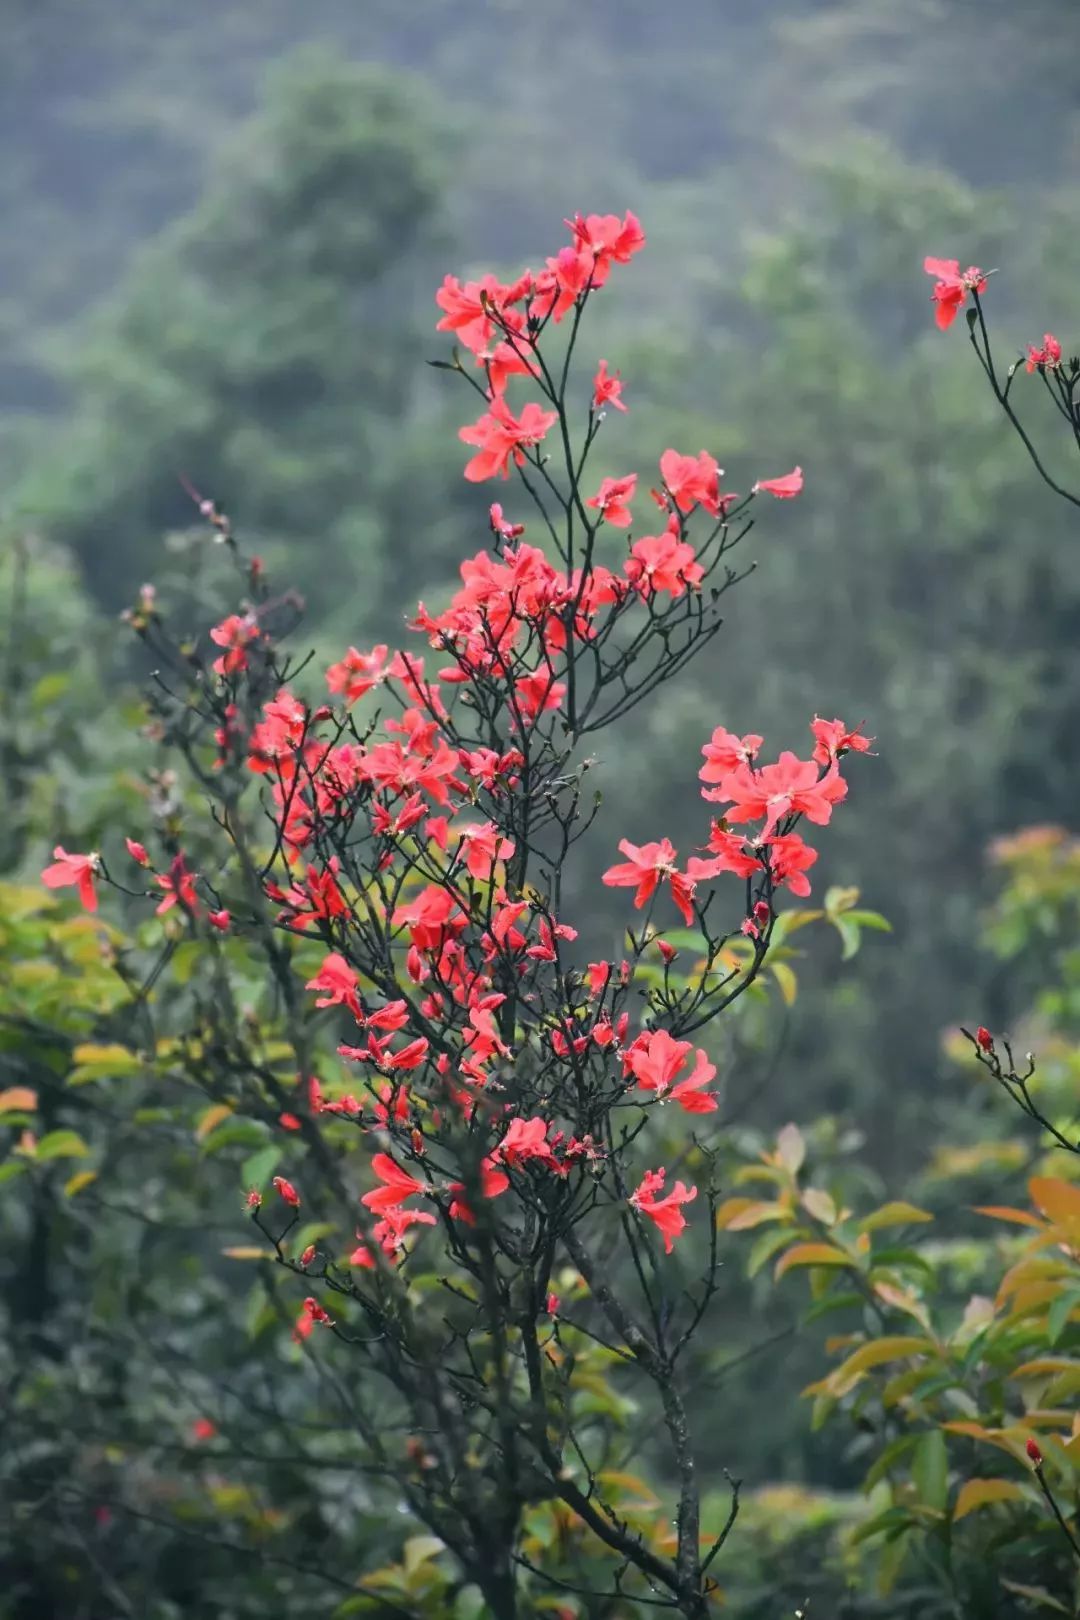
39, 210, 871, 1610
603, 716, 868, 939
43, 213, 856, 1314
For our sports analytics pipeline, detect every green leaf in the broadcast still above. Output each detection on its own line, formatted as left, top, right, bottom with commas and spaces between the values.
31, 672, 72, 710
1048, 1288, 1080, 1347
454, 1587, 485, 1620
876, 1525, 910, 1595
804, 1289, 867, 1324
870, 1247, 937, 1277
863, 1433, 918, 1493
850, 1505, 911, 1546
846, 909, 892, 932
912, 1430, 949, 1514
745, 1227, 793, 1278
36, 1129, 90, 1162
202, 1119, 270, 1154
242, 1143, 281, 1190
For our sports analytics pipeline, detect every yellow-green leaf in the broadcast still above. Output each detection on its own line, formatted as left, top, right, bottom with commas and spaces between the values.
770, 961, 798, 1006
68, 1042, 142, 1086
716, 1198, 787, 1231
858, 1201, 933, 1233
403, 1535, 445, 1576
63, 1169, 98, 1197
196, 1104, 235, 1142
954, 1478, 1025, 1521
830, 1335, 936, 1384
775, 1242, 854, 1280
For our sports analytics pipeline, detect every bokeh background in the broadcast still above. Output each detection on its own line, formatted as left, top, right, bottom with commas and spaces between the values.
4, 3, 1080, 1615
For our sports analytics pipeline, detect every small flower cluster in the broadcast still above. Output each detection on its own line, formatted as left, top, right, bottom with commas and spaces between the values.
924, 253, 1068, 380
603, 716, 870, 933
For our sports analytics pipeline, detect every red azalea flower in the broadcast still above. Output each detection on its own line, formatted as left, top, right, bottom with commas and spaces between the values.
629, 1168, 697, 1253
658, 448, 722, 517
602, 837, 696, 924
42, 846, 100, 912
592, 358, 627, 412
459, 397, 558, 482
625, 523, 703, 598
586, 473, 637, 529
361, 1153, 427, 1216
810, 717, 873, 767
923, 257, 987, 330
326, 644, 389, 704
753, 466, 803, 499
1026, 333, 1062, 373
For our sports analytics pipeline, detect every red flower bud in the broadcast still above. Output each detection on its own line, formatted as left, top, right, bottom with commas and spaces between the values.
975, 1026, 994, 1053
1026, 1437, 1043, 1466
208, 908, 231, 931
299, 1245, 316, 1269
245, 1188, 262, 1210
125, 838, 149, 867
545, 1292, 560, 1316
272, 1175, 301, 1208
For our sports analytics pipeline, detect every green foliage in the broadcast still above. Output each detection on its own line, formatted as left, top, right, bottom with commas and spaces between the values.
726, 837, 1080, 1614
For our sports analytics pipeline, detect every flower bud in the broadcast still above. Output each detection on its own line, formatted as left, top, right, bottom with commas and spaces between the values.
272, 1175, 301, 1209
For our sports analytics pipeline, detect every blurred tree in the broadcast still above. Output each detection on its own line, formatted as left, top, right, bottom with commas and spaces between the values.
17, 47, 465, 626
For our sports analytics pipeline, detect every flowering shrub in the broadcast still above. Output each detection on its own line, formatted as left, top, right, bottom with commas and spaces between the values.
39, 211, 865, 1615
